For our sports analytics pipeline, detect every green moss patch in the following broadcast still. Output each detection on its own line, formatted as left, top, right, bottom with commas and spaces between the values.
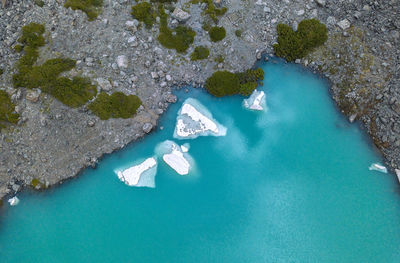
235, 29, 242, 37
64, 0, 103, 21
0, 90, 19, 128
191, 0, 227, 22
205, 68, 264, 97
31, 178, 46, 189
13, 23, 97, 108
209, 26, 226, 42
88, 92, 142, 120
273, 19, 328, 62
0, 68, 3, 75
191, 46, 210, 61
158, 6, 196, 53
131, 2, 157, 28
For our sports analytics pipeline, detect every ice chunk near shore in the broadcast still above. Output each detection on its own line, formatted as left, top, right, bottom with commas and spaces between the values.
117, 157, 157, 188
369, 163, 388, 174
396, 169, 400, 183
180, 143, 190, 153
243, 90, 266, 111
8, 196, 19, 206
174, 98, 227, 139
156, 140, 194, 175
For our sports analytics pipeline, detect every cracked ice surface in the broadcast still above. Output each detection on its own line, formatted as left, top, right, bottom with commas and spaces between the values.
174, 98, 227, 139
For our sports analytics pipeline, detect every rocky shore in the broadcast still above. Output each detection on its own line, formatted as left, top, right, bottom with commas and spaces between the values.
0, 0, 399, 200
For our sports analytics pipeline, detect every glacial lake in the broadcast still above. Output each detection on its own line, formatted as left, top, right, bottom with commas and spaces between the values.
1, 59, 400, 262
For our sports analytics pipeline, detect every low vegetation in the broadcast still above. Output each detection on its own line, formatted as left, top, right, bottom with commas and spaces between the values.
13, 23, 97, 108
235, 29, 242, 38
205, 68, 264, 97
31, 178, 46, 189
0, 68, 3, 75
64, 0, 103, 21
0, 90, 19, 128
191, 0, 227, 22
131, 2, 157, 28
191, 46, 210, 61
273, 19, 328, 61
209, 26, 226, 42
88, 92, 142, 120
158, 6, 196, 52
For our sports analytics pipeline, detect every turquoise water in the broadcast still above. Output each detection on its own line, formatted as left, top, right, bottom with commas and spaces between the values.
1, 59, 400, 262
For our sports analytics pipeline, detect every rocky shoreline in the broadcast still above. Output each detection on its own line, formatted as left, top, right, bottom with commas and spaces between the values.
0, 0, 399, 201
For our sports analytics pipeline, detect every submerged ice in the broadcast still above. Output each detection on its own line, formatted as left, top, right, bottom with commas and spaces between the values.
117, 157, 157, 188
174, 98, 227, 139
369, 163, 387, 173
243, 90, 266, 111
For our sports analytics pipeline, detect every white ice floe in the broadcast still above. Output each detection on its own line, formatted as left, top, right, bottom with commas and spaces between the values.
395, 169, 400, 183
369, 163, 388, 173
8, 196, 19, 206
243, 90, 266, 111
156, 140, 194, 175
180, 143, 190, 153
117, 157, 157, 188
174, 98, 226, 139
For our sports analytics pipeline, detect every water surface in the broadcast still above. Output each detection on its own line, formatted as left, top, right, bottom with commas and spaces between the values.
1, 60, 400, 262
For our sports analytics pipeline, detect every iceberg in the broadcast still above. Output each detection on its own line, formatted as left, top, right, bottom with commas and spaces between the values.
156, 140, 193, 175
117, 157, 157, 188
243, 90, 266, 111
174, 98, 227, 139
368, 163, 387, 174
8, 196, 19, 206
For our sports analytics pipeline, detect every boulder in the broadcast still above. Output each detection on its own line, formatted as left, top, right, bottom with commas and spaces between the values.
143, 123, 153, 133
171, 8, 191, 22
337, 19, 351, 30
116, 55, 128, 69
26, 90, 40, 103
96, 78, 112, 91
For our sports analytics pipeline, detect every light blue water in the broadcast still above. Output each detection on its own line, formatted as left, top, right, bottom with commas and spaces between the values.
1, 59, 400, 262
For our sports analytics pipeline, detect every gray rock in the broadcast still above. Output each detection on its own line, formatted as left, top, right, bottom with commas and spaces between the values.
165, 94, 177, 103
142, 123, 153, 133
26, 90, 40, 103
171, 8, 191, 22
315, 0, 326, 6
337, 19, 350, 30
116, 55, 128, 69
96, 78, 112, 91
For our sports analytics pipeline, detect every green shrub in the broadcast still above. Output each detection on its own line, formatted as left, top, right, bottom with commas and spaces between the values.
0, 68, 3, 75
13, 44, 23, 52
65, 0, 103, 21
209, 26, 226, 42
13, 23, 97, 108
131, 2, 156, 28
88, 92, 142, 120
273, 19, 328, 61
205, 68, 264, 97
50, 76, 97, 108
0, 90, 19, 128
191, 46, 210, 61
235, 29, 242, 37
34, 0, 44, 7
157, 6, 196, 52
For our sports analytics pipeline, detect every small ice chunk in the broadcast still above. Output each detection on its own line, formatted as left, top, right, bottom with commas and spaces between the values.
243, 90, 266, 111
174, 98, 227, 139
180, 143, 190, 153
369, 163, 387, 173
8, 196, 19, 206
117, 157, 157, 187
395, 169, 400, 183
156, 140, 193, 175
